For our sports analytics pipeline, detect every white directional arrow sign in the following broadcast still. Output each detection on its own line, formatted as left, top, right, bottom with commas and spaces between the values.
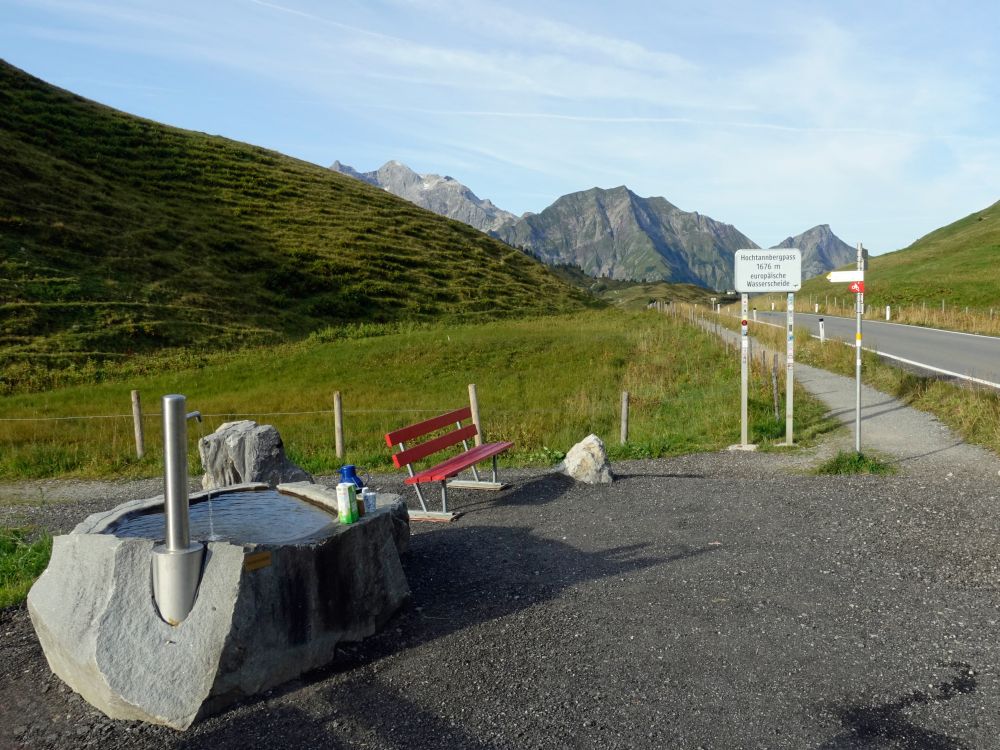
826, 270, 865, 283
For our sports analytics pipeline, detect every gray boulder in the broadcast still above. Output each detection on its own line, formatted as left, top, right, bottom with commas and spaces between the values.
560, 434, 614, 484
199, 420, 311, 490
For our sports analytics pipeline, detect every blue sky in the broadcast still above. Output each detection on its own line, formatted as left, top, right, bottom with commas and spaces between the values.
3, 0, 997, 253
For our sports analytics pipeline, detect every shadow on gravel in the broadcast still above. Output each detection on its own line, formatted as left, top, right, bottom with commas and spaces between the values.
828, 402, 909, 422
391, 524, 715, 651
887, 442, 966, 466
167, 528, 718, 749
433, 473, 578, 517
451, 472, 708, 516
495, 472, 576, 508
320, 675, 503, 750
818, 662, 976, 750
614, 472, 706, 480
174, 687, 496, 750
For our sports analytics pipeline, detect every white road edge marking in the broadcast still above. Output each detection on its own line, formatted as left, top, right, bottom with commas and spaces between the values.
751, 318, 1000, 390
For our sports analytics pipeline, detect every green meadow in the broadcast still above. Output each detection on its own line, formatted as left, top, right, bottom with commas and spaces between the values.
0, 310, 835, 481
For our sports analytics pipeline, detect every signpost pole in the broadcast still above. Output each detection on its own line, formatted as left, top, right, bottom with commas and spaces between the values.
786, 292, 794, 445
855, 243, 864, 453
741, 293, 749, 447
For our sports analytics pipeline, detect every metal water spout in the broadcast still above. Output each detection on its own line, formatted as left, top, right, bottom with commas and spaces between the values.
151, 394, 205, 625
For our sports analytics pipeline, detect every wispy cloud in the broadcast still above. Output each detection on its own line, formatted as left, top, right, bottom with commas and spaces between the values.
4, 0, 996, 250
394, 0, 695, 74
368, 106, 934, 139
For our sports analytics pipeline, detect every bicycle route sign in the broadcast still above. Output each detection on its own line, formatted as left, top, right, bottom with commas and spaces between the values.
734, 249, 802, 293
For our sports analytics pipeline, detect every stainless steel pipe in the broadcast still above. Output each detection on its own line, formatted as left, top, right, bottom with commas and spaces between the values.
162, 395, 191, 551
152, 394, 205, 626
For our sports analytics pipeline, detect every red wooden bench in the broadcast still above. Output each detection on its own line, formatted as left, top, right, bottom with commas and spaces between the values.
385, 406, 512, 517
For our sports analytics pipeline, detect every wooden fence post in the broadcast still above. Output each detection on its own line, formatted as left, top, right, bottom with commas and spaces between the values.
131, 390, 144, 459
620, 391, 629, 445
468, 383, 483, 446
333, 391, 344, 459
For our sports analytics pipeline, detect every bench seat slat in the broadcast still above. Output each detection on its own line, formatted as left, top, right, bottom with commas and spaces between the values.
385, 407, 472, 447
404, 441, 513, 484
392, 424, 479, 468
428, 442, 512, 481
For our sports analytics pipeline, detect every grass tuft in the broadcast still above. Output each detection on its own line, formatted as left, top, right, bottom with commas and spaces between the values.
816, 450, 896, 475
0, 528, 52, 609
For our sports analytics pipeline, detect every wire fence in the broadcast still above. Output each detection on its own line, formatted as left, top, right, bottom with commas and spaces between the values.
0, 407, 593, 423
1, 308, 803, 480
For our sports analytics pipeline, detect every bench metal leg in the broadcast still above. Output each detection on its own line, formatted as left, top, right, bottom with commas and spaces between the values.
492, 455, 498, 483
458, 424, 482, 482
413, 483, 428, 513
398, 440, 429, 512
440, 481, 448, 514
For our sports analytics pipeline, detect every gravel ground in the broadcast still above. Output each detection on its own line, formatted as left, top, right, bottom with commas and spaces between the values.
3, 362, 1000, 749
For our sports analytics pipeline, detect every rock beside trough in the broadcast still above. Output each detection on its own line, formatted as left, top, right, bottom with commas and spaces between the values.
199, 420, 311, 490
560, 434, 614, 484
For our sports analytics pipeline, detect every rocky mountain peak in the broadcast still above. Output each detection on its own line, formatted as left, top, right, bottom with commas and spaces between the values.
330, 160, 516, 233
493, 184, 758, 289
772, 225, 856, 278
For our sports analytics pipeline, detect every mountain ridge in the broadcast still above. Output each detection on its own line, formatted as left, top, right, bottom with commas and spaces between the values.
330, 160, 517, 232
333, 158, 856, 290
493, 185, 759, 289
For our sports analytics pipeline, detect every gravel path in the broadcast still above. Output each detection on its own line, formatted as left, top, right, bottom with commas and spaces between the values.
3, 357, 1000, 749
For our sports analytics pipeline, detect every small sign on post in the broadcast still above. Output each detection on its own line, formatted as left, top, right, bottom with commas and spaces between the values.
826, 270, 864, 284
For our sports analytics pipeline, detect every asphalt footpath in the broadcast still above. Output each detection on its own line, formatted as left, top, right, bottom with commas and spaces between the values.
3, 341, 1000, 748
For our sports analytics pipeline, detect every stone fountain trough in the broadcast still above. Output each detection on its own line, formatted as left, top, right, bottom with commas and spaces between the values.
28, 479, 411, 730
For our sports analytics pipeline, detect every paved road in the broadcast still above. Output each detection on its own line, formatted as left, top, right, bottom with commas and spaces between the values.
753, 310, 1000, 387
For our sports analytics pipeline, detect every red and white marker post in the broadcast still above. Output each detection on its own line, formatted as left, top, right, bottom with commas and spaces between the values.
826, 244, 868, 452
740, 294, 749, 447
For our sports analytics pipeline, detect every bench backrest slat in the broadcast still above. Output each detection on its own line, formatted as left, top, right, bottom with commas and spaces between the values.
385, 407, 472, 447
392, 424, 479, 468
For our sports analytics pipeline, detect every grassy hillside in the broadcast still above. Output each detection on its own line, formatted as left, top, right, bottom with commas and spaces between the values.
0, 61, 593, 392
546, 264, 718, 309
796, 200, 1000, 308
599, 282, 720, 310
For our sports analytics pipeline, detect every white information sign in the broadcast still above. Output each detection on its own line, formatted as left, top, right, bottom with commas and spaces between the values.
734, 249, 802, 293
